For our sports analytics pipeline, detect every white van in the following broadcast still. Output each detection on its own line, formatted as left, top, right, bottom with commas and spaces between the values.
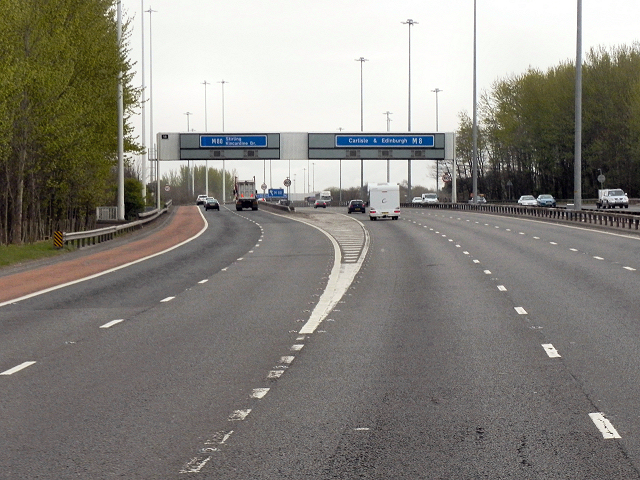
368, 183, 400, 221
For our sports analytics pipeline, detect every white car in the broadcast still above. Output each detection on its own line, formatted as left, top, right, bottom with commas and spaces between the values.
411, 197, 423, 204
196, 194, 207, 205
517, 195, 537, 206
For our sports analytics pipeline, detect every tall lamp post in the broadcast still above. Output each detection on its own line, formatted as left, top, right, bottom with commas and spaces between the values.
402, 18, 418, 200
218, 79, 228, 202
146, 6, 159, 208
184, 112, 193, 196
117, 0, 124, 220
140, 0, 146, 201
202, 80, 210, 195
218, 80, 228, 132
472, 1, 478, 204
432, 88, 442, 193
383, 111, 392, 182
574, 0, 583, 210
355, 56, 368, 197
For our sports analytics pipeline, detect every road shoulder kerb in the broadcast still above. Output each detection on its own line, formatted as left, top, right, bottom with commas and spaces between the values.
0, 206, 205, 305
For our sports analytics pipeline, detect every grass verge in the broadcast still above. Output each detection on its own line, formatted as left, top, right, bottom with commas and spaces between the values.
0, 240, 74, 269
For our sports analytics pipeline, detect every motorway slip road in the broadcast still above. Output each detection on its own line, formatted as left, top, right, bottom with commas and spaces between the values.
0, 206, 203, 305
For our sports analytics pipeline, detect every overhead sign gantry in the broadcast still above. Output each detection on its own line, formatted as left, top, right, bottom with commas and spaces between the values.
308, 132, 446, 160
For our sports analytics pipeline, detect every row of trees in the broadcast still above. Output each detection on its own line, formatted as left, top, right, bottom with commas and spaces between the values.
0, 0, 139, 245
453, 44, 640, 201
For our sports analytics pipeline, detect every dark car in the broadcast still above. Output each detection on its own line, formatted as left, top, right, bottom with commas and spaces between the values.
314, 199, 327, 209
348, 199, 366, 213
204, 197, 220, 210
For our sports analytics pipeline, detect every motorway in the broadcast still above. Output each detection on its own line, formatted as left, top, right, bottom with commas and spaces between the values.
2, 205, 640, 478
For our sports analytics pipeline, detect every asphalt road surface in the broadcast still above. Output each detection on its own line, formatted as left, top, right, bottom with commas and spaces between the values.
2, 205, 640, 479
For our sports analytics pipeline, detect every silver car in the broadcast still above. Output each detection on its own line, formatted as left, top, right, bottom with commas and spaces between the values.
518, 195, 537, 206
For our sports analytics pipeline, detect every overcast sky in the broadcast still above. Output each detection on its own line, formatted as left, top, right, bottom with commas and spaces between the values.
125, 0, 640, 196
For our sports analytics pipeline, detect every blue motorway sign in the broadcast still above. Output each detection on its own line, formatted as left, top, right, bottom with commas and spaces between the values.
200, 135, 268, 148
269, 188, 285, 198
335, 134, 434, 148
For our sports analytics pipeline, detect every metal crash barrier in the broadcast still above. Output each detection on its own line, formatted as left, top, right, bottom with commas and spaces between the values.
55, 200, 173, 249
404, 202, 640, 232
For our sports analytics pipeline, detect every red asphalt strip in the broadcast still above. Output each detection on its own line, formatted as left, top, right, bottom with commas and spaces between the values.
0, 206, 204, 304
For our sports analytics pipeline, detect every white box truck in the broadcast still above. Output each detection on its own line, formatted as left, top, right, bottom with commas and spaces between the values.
368, 183, 400, 221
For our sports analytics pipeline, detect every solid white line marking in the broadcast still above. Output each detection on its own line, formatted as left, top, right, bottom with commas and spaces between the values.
100, 319, 124, 329
1, 361, 36, 375
160, 296, 175, 303
251, 388, 270, 399
541, 344, 561, 358
229, 409, 251, 421
198, 279, 208, 284
623, 266, 636, 271
589, 412, 621, 439
515, 307, 528, 315
497, 285, 507, 291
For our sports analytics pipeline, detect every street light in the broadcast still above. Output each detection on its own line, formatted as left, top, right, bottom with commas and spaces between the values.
146, 5, 158, 207
355, 57, 368, 198
218, 80, 228, 132
472, 1, 478, 204
401, 19, 418, 132
218, 80, 228, 203
184, 112, 193, 195
383, 111, 392, 182
202, 80, 210, 195
402, 18, 417, 201
432, 88, 442, 131
202, 81, 210, 131
140, 0, 147, 201
432, 88, 442, 193
355, 57, 368, 131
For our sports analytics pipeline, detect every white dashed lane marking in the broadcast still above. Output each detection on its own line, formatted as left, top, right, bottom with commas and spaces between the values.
589, 413, 622, 439
100, 319, 124, 329
1, 361, 36, 375
542, 344, 561, 358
